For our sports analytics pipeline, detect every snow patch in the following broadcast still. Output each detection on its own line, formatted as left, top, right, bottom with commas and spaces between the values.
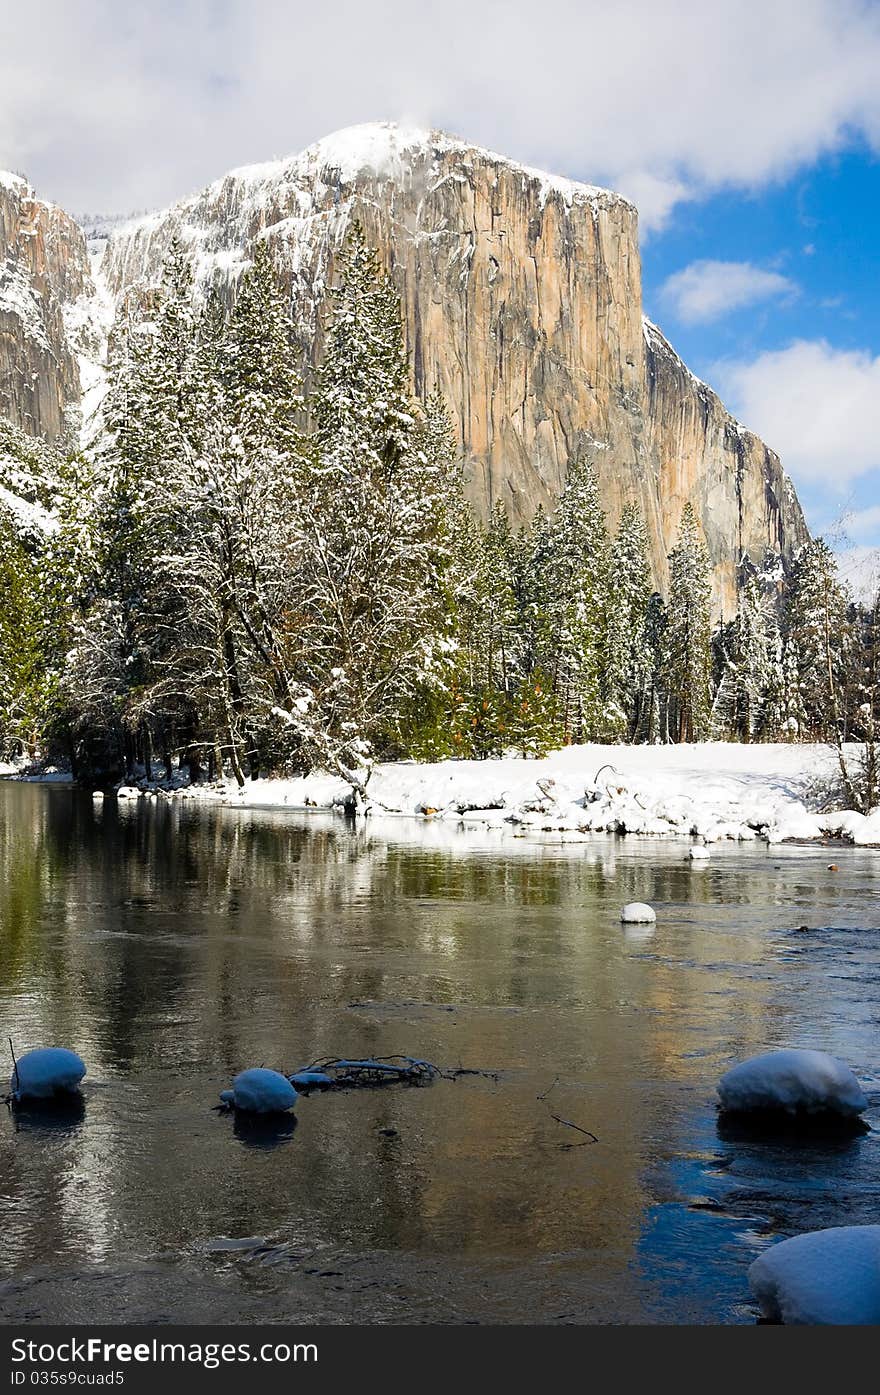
0, 483, 58, 537
0, 260, 52, 352
0, 170, 29, 193
112, 741, 880, 847
62, 246, 115, 448
750, 1226, 880, 1325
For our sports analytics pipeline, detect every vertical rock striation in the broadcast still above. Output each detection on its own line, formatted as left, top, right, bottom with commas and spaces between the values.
0, 172, 95, 444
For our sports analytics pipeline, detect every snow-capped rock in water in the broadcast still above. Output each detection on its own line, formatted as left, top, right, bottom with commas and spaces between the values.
688, 845, 710, 860
749, 1226, 880, 1325
9, 1047, 86, 1101
289, 1070, 333, 1088
620, 903, 656, 924
219, 1068, 298, 1114
717, 1049, 867, 1119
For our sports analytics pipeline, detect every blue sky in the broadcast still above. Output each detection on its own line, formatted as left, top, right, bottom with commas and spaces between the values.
640, 147, 880, 576
2, 1, 879, 575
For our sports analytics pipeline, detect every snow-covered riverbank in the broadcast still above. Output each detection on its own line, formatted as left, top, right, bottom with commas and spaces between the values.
94, 743, 880, 847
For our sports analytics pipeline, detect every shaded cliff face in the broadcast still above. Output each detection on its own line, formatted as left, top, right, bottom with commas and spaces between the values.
101, 126, 811, 610
0, 172, 96, 444
642, 320, 805, 609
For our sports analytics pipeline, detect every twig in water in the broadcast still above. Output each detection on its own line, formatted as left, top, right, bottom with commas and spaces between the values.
4, 1037, 20, 1106
551, 1112, 598, 1144
303, 1056, 442, 1088
537, 1076, 559, 1101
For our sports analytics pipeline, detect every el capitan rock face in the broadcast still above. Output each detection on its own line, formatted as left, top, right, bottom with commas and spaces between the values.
0, 172, 95, 444
4, 126, 809, 610
100, 125, 808, 611
642, 319, 804, 611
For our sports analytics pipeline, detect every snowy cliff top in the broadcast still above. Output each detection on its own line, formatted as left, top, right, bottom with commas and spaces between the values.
223, 122, 629, 210
116, 122, 630, 243
0, 170, 29, 193
101, 122, 634, 310
0, 170, 58, 212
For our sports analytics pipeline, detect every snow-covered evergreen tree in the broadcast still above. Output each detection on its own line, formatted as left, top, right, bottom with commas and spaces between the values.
603, 502, 651, 739
664, 503, 712, 742
784, 537, 850, 741
637, 591, 669, 742
0, 504, 59, 758
711, 574, 781, 740
276, 226, 458, 793
147, 241, 304, 782
528, 458, 609, 742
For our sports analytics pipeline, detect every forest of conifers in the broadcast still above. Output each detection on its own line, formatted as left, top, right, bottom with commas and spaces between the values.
0, 228, 875, 788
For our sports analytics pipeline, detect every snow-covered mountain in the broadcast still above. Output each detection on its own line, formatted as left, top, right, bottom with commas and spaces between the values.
1, 124, 809, 611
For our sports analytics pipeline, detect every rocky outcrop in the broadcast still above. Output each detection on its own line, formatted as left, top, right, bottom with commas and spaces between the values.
7, 126, 809, 612
100, 125, 808, 612
0, 172, 96, 444
642, 320, 804, 608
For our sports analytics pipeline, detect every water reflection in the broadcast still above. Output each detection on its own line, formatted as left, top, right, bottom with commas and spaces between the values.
231, 1111, 298, 1150
0, 782, 878, 1322
9, 1093, 86, 1135
715, 1111, 870, 1144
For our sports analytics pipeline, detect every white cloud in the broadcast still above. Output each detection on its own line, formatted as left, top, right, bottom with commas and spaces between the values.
2, 1, 880, 224
612, 172, 691, 233
659, 260, 797, 324
712, 340, 880, 487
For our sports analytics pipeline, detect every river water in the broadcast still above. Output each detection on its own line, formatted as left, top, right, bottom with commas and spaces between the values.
0, 781, 878, 1324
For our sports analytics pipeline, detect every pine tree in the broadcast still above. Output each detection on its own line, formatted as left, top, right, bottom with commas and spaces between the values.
0, 506, 59, 758
529, 458, 609, 742
711, 575, 780, 740
638, 591, 669, 742
603, 503, 651, 739
72, 269, 192, 775
664, 504, 712, 742
785, 538, 850, 741
225, 240, 301, 453
147, 241, 304, 782
280, 226, 457, 792
503, 668, 563, 757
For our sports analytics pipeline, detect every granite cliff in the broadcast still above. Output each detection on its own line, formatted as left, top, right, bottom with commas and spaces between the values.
0, 172, 99, 444
2, 127, 809, 610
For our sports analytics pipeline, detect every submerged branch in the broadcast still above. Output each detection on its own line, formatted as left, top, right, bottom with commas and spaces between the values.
550, 1112, 598, 1144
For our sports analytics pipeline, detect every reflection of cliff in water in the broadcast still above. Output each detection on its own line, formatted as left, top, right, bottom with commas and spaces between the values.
1, 783, 877, 1321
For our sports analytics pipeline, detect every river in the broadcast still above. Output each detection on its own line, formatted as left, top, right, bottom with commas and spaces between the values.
0, 782, 877, 1323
